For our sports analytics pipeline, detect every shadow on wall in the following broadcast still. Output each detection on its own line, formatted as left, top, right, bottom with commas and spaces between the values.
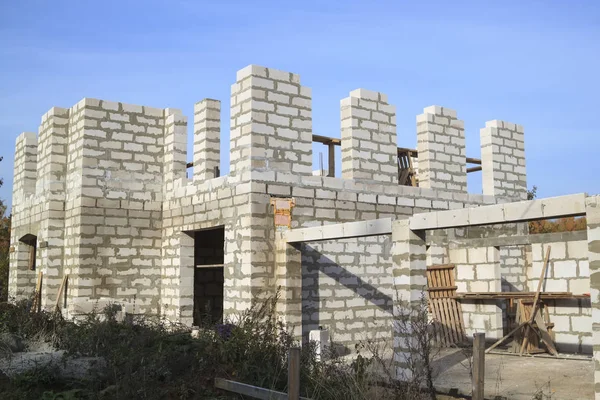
300, 245, 394, 356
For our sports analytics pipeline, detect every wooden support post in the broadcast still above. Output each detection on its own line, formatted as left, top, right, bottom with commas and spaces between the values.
288, 347, 300, 400
327, 142, 335, 177
472, 333, 485, 400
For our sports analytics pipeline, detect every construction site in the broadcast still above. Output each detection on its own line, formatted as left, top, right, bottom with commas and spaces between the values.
7, 64, 600, 399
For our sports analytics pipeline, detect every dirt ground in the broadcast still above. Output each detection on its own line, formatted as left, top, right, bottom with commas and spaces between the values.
431, 348, 594, 400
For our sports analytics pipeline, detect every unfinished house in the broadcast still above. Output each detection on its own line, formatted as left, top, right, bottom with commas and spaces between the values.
9, 64, 600, 397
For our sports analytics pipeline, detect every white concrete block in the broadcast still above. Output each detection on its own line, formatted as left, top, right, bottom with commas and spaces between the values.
553, 260, 577, 278
569, 278, 589, 295
476, 264, 498, 280
456, 264, 474, 280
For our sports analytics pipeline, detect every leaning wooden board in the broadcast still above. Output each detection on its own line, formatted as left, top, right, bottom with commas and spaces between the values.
427, 264, 466, 347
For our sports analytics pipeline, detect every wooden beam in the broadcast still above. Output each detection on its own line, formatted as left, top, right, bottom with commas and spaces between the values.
288, 347, 300, 400
195, 264, 225, 269
467, 166, 482, 173
472, 333, 485, 400
215, 378, 312, 400
315, 134, 483, 165
327, 142, 335, 177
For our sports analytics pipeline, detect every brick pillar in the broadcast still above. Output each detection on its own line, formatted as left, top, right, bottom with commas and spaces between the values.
193, 99, 221, 182
12, 132, 38, 205
585, 195, 600, 399
9, 132, 38, 299
452, 246, 502, 340
230, 65, 313, 176
416, 106, 466, 191
480, 120, 527, 200
161, 231, 194, 326
275, 232, 303, 339
391, 219, 427, 380
163, 108, 188, 195
36, 107, 69, 309
341, 89, 398, 183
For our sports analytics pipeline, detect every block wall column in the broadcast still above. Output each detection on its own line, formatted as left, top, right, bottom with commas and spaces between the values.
193, 99, 221, 182
36, 107, 69, 310
416, 106, 466, 191
163, 108, 188, 195
230, 65, 313, 176
12, 132, 38, 206
585, 195, 600, 399
451, 246, 502, 340
9, 132, 38, 299
275, 233, 303, 339
391, 219, 427, 380
341, 89, 398, 183
480, 120, 527, 200
161, 231, 194, 326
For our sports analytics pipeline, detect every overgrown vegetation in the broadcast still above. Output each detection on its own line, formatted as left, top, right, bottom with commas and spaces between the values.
0, 291, 441, 400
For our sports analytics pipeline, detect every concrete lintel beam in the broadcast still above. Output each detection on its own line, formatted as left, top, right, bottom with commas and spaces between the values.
409, 193, 588, 230
285, 218, 392, 243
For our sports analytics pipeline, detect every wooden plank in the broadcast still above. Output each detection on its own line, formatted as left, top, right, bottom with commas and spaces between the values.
215, 378, 312, 400
427, 264, 456, 271
533, 311, 558, 356
444, 298, 458, 344
448, 298, 463, 343
427, 286, 458, 292
434, 299, 449, 346
441, 298, 457, 344
54, 275, 68, 312
472, 333, 485, 400
432, 299, 445, 345
195, 264, 225, 269
438, 269, 456, 343
529, 247, 552, 324
433, 269, 450, 345
521, 246, 552, 355
454, 292, 585, 300
327, 143, 335, 177
485, 322, 528, 353
288, 347, 300, 400
30, 271, 43, 313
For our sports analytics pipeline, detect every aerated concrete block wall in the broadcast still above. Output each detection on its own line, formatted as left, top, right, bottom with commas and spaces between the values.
450, 246, 503, 340
527, 239, 591, 354
301, 236, 394, 351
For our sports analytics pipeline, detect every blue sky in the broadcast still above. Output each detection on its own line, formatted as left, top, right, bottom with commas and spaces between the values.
1, 0, 599, 212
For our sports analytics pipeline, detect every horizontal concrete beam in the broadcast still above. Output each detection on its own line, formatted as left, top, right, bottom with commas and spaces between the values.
448, 230, 587, 249
410, 193, 587, 231
286, 218, 393, 243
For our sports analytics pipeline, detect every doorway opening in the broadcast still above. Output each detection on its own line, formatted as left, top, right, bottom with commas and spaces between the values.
193, 226, 225, 326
